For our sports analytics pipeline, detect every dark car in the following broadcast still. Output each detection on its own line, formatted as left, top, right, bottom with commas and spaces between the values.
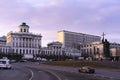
19, 59, 27, 62
78, 66, 95, 74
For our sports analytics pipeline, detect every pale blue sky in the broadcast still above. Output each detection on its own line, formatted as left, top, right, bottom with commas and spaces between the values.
0, 0, 120, 46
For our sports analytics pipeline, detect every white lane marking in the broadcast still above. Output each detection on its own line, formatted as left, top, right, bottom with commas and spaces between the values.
45, 70, 62, 80
29, 69, 34, 80
38, 71, 43, 72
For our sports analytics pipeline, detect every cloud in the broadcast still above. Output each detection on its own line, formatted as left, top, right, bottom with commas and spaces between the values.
0, 0, 120, 46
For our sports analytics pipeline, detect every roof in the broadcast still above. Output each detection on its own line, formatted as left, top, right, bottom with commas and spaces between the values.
58, 30, 101, 37
20, 22, 29, 28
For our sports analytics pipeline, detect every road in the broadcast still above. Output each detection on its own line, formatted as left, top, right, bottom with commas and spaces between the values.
0, 62, 119, 80
22, 62, 120, 80
0, 62, 59, 80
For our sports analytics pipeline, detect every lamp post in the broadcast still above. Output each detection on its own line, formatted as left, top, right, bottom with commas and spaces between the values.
72, 43, 76, 67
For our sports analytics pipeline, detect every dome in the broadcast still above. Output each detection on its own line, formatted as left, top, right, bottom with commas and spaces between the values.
20, 22, 29, 28
19, 22, 29, 33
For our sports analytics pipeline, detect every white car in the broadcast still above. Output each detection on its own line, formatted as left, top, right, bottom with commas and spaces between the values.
0, 59, 11, 69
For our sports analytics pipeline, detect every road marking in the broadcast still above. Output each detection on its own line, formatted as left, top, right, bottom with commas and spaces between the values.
38, 71, 43, 72
29, 69, 34, 80
45, 70, 62, 80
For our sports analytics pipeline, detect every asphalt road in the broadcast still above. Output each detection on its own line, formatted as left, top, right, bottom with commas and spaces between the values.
24, 62, 120, 80
0, 62, 119, 80
0, 63, 59, 80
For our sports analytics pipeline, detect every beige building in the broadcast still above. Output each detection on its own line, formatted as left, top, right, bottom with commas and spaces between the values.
57, 30, 101, 48
81, 41, 120, 60
81, 42, 104, 60
110, 48, 120, 57
110, 43, 120, 48
110, 43, 120, 60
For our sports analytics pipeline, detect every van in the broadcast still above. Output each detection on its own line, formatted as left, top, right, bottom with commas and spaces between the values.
0, 59, 11, 69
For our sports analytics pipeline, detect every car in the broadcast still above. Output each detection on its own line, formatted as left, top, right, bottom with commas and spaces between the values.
0, 59, 11, 69
19, 59, 27, 62
10, 60, 17, 63
78, 66, 95, 74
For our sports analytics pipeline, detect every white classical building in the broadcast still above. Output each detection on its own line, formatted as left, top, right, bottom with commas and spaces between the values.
41, 41, 81, 59
41, 41, 63, 55
0, 22, 42, 58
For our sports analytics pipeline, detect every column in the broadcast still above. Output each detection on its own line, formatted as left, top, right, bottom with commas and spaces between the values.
15, 37, 16, 47
33, 39, 35, 48
36, 39, 38, 48
21, 38, 23, 47
30, 39, 32, 48
28, 38, 30, 48
24, 38, 26, 48
28, 38, 29, 48
18, 37, 19, 47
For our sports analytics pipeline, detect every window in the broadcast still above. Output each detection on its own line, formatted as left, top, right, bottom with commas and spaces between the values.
23, 50, 25, 54
21, 29, 22, 32
33, 50, 34, 54
16, 43, 18, 47
26, 49, 28, 54
20, 49, 21, 54
16, 49, 18, 53
24, 29, 26, 32
13, 37, 14, 40
0, 61, 6, 64
13, 42, 14, 47
29, 50, 31, 54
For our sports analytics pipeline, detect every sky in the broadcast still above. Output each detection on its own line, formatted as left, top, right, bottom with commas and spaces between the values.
0, 0, 120, 46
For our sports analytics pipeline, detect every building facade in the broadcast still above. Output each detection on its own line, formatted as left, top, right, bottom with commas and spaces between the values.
57, 30, 101, 48
0, 23, 42, 58
0, 36, 11, 54
81, 41, 120, 60
41, 41, 63, 56
110, 43, 120, 60
41, 41, 81, 57
81, 41, 104, 60
41, 41, 81, 60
